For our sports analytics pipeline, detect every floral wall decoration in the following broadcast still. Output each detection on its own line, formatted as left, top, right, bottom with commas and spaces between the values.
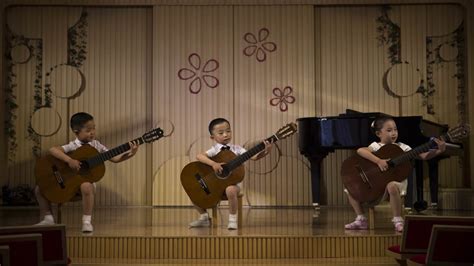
67, 10, 88, 68
5, 9, 89, 159
454, 24, 466, 124
243, 28, 277, 63
424, 23, 466, 118
417, 22, 467, 115
177, 53, 219, 94
4, 26, 23, 162
376, 5, 401, 66
4, 26, 43, 160
26, 38, 44, 157
269, 86, 295, 112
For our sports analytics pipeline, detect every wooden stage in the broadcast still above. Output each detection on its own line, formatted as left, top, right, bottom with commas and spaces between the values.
0, 205, 473, 265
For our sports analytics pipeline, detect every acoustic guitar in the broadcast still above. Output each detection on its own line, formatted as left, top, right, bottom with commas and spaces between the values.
180, 123, 297, 209
35, 128, 164, 203
341, 124, 470, 203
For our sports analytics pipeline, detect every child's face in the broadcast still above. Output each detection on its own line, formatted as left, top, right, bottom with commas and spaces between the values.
376, 119, 398, 144
75, 120, 96, 143
210, 122, 232, 145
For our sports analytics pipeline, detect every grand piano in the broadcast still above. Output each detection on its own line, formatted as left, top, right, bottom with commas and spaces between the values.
297, 109, 464, 211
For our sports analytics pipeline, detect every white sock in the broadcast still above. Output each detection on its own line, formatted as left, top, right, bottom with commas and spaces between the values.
199, 213, 209, 220
82, 215, 92, 223
356, 214, 366, 220
44, 214, 54, 222
229, 214, 237, 222
392, 216, 403, 222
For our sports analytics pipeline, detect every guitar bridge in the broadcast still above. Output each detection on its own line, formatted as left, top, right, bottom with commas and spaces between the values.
52, 165, 66, 189
356, 165, 372, 189
194, 173, 210, 195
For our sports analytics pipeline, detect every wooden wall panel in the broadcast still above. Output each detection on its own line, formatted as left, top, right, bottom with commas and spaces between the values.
72, 7, 151, 206
1, 3, 470, 207
152, 6, 234, 205
317, 5, 466, 204
233, 6, 314, 206
3, 7, 151, 206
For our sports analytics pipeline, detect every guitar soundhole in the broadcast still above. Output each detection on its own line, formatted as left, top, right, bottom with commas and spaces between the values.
216, 165, 231, 179
79, 161, 90, 175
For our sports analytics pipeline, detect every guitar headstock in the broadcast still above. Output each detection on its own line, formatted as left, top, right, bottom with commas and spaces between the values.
143, 128, 165, 143
275, 122, 298, 140
445, 124, 470, 143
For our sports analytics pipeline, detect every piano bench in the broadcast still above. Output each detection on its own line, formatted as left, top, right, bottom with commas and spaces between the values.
368, 196, 405, 230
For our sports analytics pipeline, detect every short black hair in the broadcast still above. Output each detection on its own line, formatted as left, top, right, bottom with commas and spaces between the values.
371, 115, 395, 134
208, 118, 230, 135
70, 112, 94, 132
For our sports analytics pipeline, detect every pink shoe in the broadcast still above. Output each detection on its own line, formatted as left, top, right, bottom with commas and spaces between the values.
392, 217, 404, 232
345, 218, 368, 230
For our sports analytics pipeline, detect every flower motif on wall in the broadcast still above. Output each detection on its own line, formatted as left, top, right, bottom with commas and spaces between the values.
243, 28, 277, 62
270, 86, 295, 112
178, 53, 219, 94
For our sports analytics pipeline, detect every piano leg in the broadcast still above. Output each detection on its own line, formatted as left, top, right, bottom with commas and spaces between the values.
308, 155, 326, 206
428, 158, 440, 205
414, 160, 428, 212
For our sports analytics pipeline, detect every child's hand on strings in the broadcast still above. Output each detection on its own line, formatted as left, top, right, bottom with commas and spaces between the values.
67, 158, 81, 171
432, 138, 446, 153
128, 141, 139, 156
376, 158, 389, 172
263, 140, 272, 154
212, 162, 225, 174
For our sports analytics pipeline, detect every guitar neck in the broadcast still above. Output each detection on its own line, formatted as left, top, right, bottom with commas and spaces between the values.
389, 134, 446, 167
86, 137, 144, 168
225, 135, 278, 172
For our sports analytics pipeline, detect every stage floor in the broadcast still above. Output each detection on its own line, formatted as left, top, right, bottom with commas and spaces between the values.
2, 205, 474, 263
1, 205, 472, 237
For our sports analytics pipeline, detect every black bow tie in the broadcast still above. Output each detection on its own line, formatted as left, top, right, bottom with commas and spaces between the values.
221, 145, 230, 151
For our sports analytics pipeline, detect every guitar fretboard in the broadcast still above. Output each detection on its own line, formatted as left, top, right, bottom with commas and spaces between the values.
389, 135, 447, 167
225, 135, 278, 172
86, 137, 144, 168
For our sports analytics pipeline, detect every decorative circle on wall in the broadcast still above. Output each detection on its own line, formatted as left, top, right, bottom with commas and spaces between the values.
30, 107, 62, 137
243, 139, 281, 175
11, 44, 31, 64
439, 43, 458, 62
383, 61, 422, 97
186, 137, 214, 161
153, 119, 175, 138
47, 64, 85, 99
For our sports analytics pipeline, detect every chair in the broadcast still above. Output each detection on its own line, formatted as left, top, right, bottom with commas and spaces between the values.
211, 193, 243, 228
0, 224, 67, 265
386, 215, 474, 265
407, 225, 474, 266
0, 233, 43, 266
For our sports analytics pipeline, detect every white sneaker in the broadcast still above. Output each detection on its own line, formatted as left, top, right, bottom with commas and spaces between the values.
227, 220, 238, 230
35, 219, 55, 226
189, 218, 210, 228
82, 221, 93, 233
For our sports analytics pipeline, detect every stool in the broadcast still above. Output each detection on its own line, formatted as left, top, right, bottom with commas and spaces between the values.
368, 196, 405, 230
56, 193, 82, 224
211, 193, 243, 228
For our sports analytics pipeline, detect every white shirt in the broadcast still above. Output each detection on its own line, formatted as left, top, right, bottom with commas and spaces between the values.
368, 141, 412, 152
206, 143, 246, 158
62, 138, 109, 154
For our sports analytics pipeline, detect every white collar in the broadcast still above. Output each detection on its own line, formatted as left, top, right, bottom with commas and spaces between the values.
74, 138, 90, 145
215, 143, 232, 149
